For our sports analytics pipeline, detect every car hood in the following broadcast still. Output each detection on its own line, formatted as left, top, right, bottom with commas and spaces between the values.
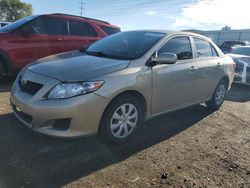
27, 50, 130, 81
228, 53, 250, 65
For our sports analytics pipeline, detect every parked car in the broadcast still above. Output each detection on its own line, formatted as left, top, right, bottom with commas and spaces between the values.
0, 21, 11, 28
11, 31, 235, 144
228, 46, 250, 85
219, 41, 249, 54
0, 13, 120, 80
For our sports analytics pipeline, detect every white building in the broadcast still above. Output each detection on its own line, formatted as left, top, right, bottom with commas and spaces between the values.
186, 29, 250, 46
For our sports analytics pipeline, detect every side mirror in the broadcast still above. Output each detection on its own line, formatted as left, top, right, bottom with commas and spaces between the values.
155, 52, 177, 65
22, 26, 36, 35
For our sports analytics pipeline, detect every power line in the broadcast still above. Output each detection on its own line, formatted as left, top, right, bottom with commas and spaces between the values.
79, 0, 86, 17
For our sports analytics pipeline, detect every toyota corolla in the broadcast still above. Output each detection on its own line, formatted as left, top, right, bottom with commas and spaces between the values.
11, 30, 235, 144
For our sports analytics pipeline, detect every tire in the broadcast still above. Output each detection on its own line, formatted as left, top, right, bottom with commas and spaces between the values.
206, 79, 227, 110
0, 63, 4, 83
99, 94, 143, 144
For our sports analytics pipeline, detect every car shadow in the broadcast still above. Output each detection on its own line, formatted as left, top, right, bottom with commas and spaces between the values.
0, 104, 213, 188
226, 83, 250, 102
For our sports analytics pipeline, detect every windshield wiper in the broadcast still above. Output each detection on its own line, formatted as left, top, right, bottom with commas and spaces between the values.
86, 51, 131, 60
86, 51, 110, 58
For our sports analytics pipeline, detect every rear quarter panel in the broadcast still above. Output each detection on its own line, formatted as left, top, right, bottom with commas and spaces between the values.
221, 55, 235, 90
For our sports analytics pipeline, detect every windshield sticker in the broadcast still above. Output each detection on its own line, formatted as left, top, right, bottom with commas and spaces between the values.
145, 32, 165, 37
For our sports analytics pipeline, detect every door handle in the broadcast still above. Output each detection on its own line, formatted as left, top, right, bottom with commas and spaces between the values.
190, 66, 198, 71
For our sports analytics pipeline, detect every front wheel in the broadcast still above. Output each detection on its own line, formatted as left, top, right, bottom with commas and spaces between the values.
0, 63, 4, 83
206, 79, 227, 110
99, 94, 143, 144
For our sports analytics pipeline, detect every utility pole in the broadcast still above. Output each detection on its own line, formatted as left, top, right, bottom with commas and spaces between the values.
79, 0, 86, 17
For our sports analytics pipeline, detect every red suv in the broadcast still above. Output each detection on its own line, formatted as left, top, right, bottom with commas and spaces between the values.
0, 13, 120, 80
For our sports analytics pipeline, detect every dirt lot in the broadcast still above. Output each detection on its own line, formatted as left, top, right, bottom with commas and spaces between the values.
0, 78, 249, 188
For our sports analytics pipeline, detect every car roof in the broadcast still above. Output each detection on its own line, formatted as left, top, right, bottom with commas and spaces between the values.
46, 13, 119, 28
223, 41, 248, 43
235, 45, 250, 48
123, 30, 208, 38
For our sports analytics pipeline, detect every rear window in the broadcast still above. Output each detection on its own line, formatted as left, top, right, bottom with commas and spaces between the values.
194, 38, 218, 58
68, 20, 98, 37
99, 25, 121, 35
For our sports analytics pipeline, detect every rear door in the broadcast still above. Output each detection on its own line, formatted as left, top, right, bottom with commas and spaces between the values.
152, 36, 203, 115
63, 20, 100, 50
191, 37, 223, 99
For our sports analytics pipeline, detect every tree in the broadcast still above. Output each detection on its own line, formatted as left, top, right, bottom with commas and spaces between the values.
0, 0, 32, 22
221, 25, 231, 30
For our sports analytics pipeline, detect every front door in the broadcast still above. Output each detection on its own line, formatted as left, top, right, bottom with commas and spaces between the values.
12, 16, 68, 68
152, 36, 202, 115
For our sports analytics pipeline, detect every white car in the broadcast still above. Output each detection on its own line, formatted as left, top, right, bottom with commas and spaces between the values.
228, 46, 250, 85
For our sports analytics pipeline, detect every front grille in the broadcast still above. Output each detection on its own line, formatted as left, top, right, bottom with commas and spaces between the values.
12, 104, 33, 125
19, 76, 43, 95
247, 66, 250, 83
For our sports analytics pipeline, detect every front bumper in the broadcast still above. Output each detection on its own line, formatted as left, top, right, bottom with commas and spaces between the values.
233, 60, 250, 85
234, 71, 250, 85
10, 70, 110, 138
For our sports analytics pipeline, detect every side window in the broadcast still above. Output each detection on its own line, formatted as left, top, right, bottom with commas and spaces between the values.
68, 20, 98, 37
44, 17, 68, 35
194, 38, 215, 58
158, 36, 193, 60
21, 16, 67, 35
22, 17, 46, 34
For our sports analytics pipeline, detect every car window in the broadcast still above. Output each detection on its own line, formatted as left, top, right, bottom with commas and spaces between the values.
86, 31, 165, 60
21, 16, 68, 35
158, 36, 193, 60
194, 38, 216, 58
0, 15, 38, 33
99, 25, 121, 35
68, 20, 98, 37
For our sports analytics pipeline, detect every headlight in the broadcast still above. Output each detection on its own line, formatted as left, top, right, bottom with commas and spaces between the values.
48, 81, 104, 99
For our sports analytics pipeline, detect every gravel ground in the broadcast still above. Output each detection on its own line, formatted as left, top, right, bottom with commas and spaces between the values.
0, 78, 249, 188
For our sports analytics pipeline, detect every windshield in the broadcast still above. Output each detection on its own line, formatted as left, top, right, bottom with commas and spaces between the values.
231, 47, 250, 56
0, 15, 39, 33
86, 31, 166, 60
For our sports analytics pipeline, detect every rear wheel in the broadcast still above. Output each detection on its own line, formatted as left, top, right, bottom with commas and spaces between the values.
206, 79, 227, 110
99, 94, 143, 144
